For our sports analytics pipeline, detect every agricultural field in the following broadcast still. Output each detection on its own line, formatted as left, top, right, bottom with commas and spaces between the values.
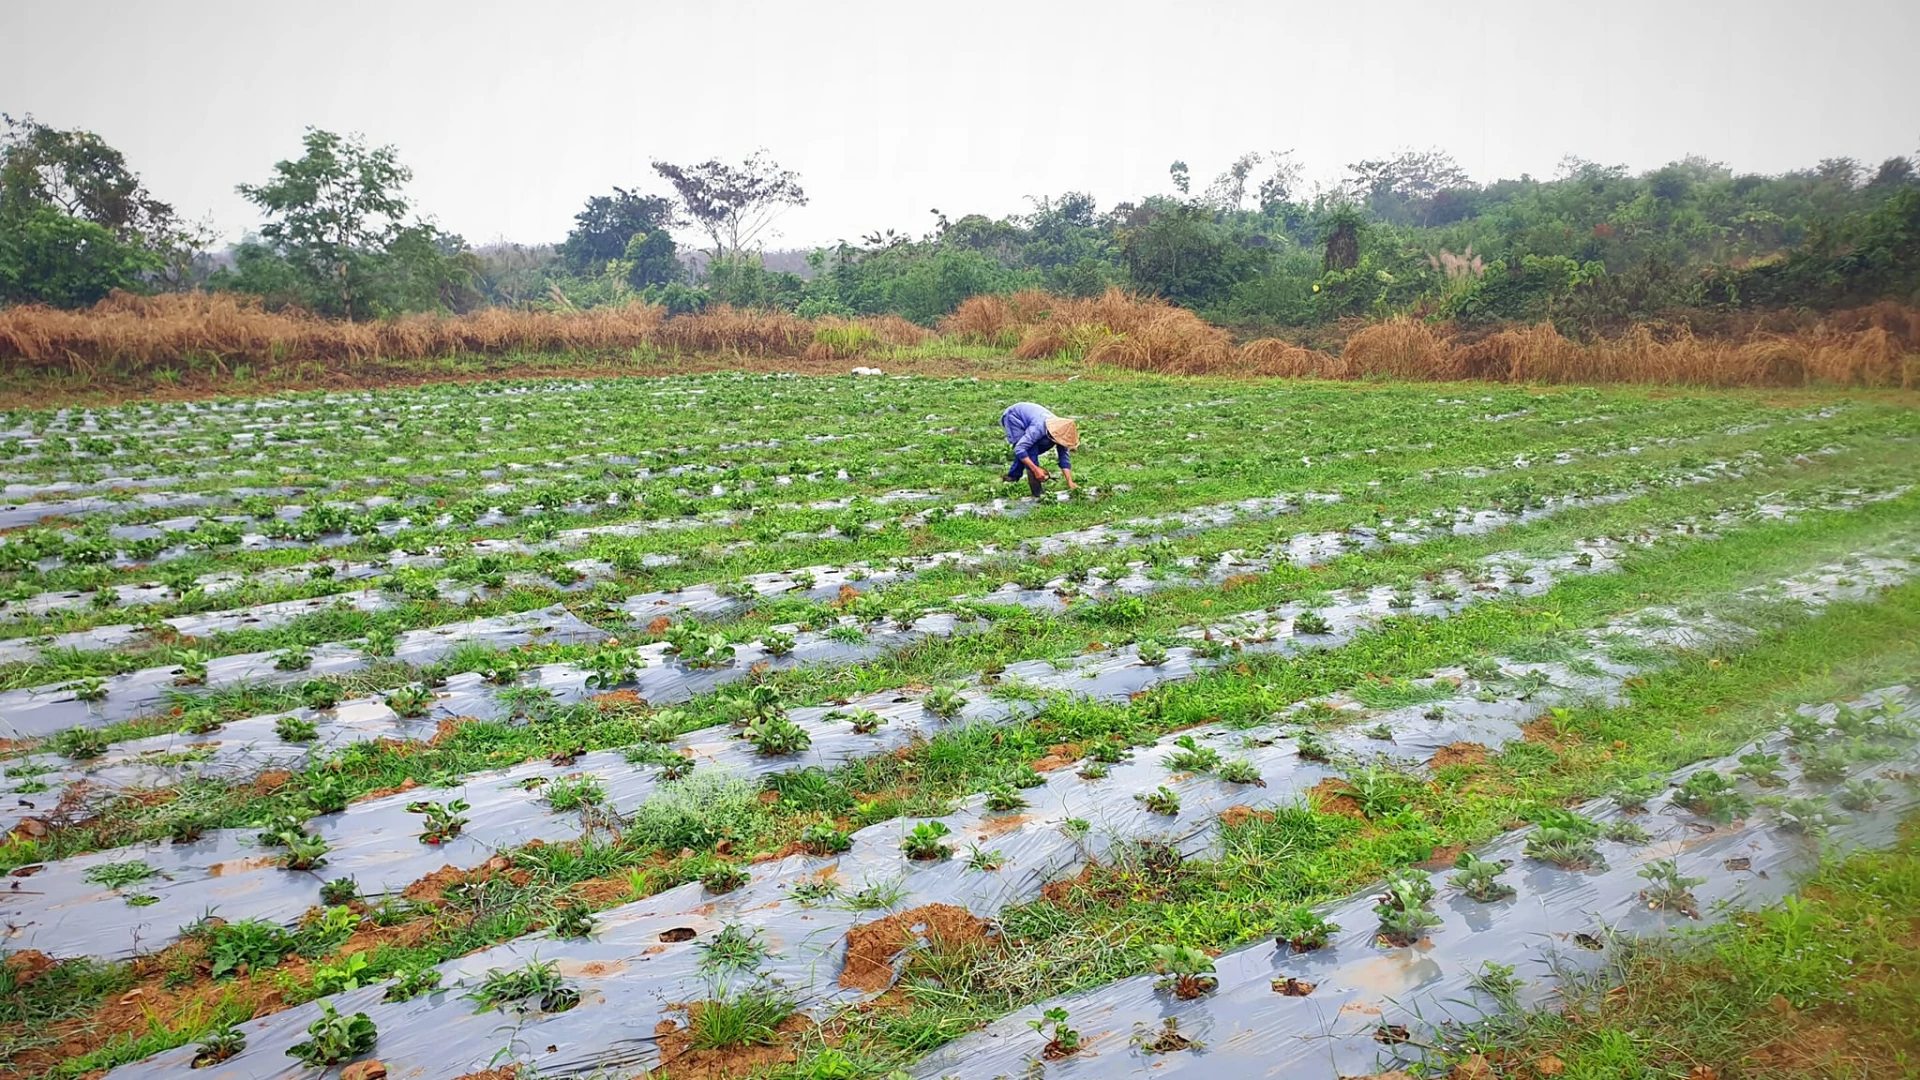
1, 373, 1919, 1080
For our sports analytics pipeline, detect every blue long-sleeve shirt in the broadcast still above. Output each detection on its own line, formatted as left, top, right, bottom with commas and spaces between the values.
1001, 402, 1070, 479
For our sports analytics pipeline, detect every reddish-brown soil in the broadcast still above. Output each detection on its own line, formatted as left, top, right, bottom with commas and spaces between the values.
1039, 866, 1097, 905
1218, 806, 1277, 828
1309, 777, 1366, 818
590, 689, 646, 712
353, 777, 419, 804
1427, 741, 1490, 769
250, 769, 294, 794
1031, 742, 1082, 772
839, 904, 993, 993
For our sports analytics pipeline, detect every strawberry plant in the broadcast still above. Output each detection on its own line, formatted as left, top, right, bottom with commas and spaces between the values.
1451, 852, 1515, 902
1293, 610, 1331, 636
901, 820, 953, 860
1672, 770, 1753, 823
746, 715, 812, 756
193, 1025, 246, 1068
1028, 1007, 1080, 1059
801, 822, 852, 855
983, 785, 1028, 812
1372, 869, 1441, 946
1275, 908, 1338, 952
385, 684, 434, 718
702, 864, 750, 893
1149, 944, 1218, 999
923, 683, 967, 718
1164, 735, 1220, 773
408, 798, 471, 843
583, 646, 644, 690
1136, 786, 1181, 815
1638, 858, 1704, 917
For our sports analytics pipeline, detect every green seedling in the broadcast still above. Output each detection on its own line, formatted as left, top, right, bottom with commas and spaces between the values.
543, 774, 607, 811
320, 877, 360, 906
1275, 908, 1338, 952
407, 798, 470, 843
1525, 826, 1601, 870
702, 864, 751, 893
1136, 786, 1181, 815
1028, 1006, 1081, 1059
965, 844, 1005, 871
384, 965, 443, 1003
1135, 640, 1169, 667
745, 715, 812, 756
1373, 869, 1441, 946
193, 1025, 247, 1068
922, 684, 967, 718
801, 822, 853, 855
466, 959, 576, 1013
84, 860, 156, 891
901, 820, 953, 861
1149, 944, 1218, 999
699, 924, 769, 973
1638, 858, 1705, 917
1672, 770, 1753, 823
1452, 852, 1515, 902
275, 714, 319, 742
1165, 734, 1220, 773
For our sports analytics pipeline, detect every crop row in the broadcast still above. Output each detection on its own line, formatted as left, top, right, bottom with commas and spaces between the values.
8, 488, 1911, 964
87, 563, 1920, 1080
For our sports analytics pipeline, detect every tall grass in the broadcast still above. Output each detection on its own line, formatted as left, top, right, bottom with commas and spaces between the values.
2, 289, 1915, 388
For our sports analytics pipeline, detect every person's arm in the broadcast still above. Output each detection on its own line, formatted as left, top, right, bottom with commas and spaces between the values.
1012, 424, 1050, 481
1056, 445, 1074, 488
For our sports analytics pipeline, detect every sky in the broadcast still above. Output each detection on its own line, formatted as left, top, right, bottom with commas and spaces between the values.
6, 0, 1917, 251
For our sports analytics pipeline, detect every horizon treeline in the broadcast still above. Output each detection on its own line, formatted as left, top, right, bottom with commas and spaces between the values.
2, 115, 1917, 340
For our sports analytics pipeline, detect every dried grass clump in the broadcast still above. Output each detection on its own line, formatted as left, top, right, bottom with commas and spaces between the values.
943, 287, 1187, 360
1084, 311, 1234, 374
1342, 318, 1453, 379
0, 292, 675, 370
1236, 338, 1346, 378
654, 305, 810, 356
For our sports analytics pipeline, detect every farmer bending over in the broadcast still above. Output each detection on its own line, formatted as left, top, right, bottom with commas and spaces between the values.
1001, 401, 1080, 496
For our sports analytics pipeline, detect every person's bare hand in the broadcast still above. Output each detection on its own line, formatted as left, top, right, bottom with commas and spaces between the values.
1066, 479, 1078, 490
1030, 466, 1050, 483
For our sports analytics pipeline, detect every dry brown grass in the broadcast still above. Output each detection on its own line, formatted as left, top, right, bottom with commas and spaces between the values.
2, 289, 1916, 391
0, 293, 922, 373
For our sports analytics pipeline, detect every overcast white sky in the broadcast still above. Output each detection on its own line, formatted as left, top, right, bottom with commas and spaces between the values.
6, 0, 1917, 250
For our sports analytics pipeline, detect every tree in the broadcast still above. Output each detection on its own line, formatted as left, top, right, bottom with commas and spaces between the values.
651, 150, 807, 261
0, 207, 160, 307
0, 114, 206, 304
1168, 161, 1191, 196
230, 128, 464, 318
1867, 155, 1916, 190
558, 187, 680, 286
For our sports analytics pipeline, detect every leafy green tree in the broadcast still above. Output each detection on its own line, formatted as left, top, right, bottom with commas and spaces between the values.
224, 128, 469, 318
558, 187, 680, 287
0, 114, 205, 304
0, 207, 160, 306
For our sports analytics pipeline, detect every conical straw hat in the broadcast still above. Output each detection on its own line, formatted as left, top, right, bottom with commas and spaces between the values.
1044, 416, 1080, 449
